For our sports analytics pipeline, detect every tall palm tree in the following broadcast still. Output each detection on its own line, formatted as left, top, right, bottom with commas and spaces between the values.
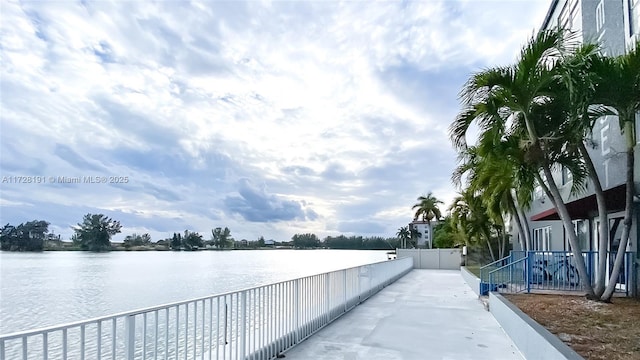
593, 41, 640, 301
551, 40, 639, 300
412, 193, 443, 224
554, 42, 612, 297
451, 29, 597, 297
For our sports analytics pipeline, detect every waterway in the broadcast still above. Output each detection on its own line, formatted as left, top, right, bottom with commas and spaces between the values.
0, 249, 388, 334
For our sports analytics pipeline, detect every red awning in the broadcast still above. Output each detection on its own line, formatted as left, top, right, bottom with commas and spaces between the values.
530, 184, 626, 221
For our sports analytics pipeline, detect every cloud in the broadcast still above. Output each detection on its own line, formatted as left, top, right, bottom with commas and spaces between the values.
54, 144, 104, 172
0, 0, 550, 241
224, 179, 317, 222
337, 221, 386, 235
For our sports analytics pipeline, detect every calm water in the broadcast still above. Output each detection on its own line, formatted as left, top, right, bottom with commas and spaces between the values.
0, 249, 387, 334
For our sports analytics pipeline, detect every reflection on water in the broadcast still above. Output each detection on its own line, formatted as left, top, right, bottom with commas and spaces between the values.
0, 249, 387, 334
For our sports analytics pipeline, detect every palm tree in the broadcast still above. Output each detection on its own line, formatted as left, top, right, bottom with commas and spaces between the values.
412, 193, 443, 224
451, 29, 597, 297
409, 226, 421, 248
396, 226, 411, 249
592, 41, 640, 301
554, 42, 612, 297
452, 134, 536, 254
449, 190, 497, 261
550, 39, 639, 300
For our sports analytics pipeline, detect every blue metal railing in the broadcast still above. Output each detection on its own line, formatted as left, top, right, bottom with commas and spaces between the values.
488, 257, 528, 294
479, 255, 511, 283
480, 250, 634, 296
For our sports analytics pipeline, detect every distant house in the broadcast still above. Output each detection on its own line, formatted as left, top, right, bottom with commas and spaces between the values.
44, 233, 62, 248
264, 239, 275, 247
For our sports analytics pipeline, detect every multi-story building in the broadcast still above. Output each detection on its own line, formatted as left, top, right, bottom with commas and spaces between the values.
516, 0, 639, 293
409, 220, 434, 248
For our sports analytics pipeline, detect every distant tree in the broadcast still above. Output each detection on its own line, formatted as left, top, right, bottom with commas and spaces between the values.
396, 226, 411, 249
362, 236, 393, 249
258, 236, 265, 247
170, 233, 182, 250
0, 220, 50, 251
123, 233, 151, 248
155, 239, 169, 247
292, 233, 320, 248
71, 233, 81, 247
432, 216, 464, 248
322, 235, 396, 249
211, 227, 233, 248
183, 230, 203, 250
73, 214, 122, 251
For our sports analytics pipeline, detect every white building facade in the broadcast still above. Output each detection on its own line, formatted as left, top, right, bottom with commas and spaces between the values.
409, 220, 434, 249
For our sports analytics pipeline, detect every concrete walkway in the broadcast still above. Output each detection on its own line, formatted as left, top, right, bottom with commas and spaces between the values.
285, 270, 523, 360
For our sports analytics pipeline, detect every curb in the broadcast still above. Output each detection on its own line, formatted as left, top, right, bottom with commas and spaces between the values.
460, 266, 481, 296
489, 292, 584, 360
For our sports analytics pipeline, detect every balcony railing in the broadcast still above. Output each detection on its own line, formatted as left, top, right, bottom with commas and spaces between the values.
0, 257, 413, 360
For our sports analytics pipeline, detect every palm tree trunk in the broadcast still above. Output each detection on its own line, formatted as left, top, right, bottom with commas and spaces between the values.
483, 228, 496, 261
520, 209, 532, 252
515, 199, 532, 252
540, 162, 597, 298
508, 194, 527, 251
524, 105, 595, 297
601, 120, 635, 301
578, 142, 609, 297
486, 238, 496, 261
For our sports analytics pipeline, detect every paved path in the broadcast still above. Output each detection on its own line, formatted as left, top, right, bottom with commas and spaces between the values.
284, 270, 523, 360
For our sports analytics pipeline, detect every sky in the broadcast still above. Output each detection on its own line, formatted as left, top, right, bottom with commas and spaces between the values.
0, 0, 551, 242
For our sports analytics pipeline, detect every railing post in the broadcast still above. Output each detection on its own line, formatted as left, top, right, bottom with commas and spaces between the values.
631, 252, 637, 297
526, 251, 532, 293
125, 315, 136, 360
489, 271, 493, 294
240, 291, 247, 360
294, 279, 300, 344
343, 270, 347, 313
325, 274, 331, 323
509, 259, 513, 286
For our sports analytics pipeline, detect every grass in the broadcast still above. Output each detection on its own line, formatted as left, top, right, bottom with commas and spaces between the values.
464, 265, 481, 277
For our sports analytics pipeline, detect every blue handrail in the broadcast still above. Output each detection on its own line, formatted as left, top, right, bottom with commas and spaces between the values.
480, 250, 633, 296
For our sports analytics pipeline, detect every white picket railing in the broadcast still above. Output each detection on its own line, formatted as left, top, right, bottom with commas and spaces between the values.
0, 257, 413, 360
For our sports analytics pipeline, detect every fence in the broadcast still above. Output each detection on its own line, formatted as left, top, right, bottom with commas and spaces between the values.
0, 258, 413, 360
481, 251, 634, 296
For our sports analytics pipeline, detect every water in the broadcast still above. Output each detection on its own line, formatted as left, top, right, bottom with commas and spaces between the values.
0, 249, 387, 335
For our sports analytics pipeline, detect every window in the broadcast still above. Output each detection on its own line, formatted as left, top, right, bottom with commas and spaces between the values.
566, 220, 589, 251
534, 185, 546, 203
533, 227, 552, 251
596, 1, 606, 32
562, 166, 573, 185
631, 0, 640, 36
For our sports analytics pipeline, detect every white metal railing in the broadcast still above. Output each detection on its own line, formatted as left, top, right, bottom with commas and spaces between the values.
0, 257, 413, 360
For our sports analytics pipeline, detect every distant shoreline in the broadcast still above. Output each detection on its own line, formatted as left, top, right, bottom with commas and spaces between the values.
2, 245, 392, 253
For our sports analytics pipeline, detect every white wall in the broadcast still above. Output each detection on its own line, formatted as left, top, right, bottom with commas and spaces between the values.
397, 248, 462, 269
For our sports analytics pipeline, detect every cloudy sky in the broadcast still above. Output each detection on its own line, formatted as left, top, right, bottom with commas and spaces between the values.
0, 0, 551, 242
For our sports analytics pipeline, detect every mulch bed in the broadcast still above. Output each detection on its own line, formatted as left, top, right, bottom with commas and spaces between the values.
504, 294, 640, 360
